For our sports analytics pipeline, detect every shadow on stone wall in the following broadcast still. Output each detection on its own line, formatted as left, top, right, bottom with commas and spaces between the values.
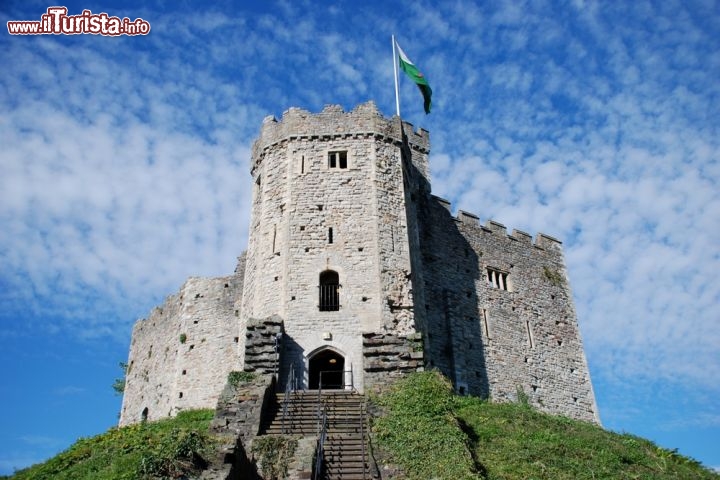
400, 124, 490, 398
277, 333, 305, 392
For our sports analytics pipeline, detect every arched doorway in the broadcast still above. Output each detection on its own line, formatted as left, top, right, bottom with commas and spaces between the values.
308, 349, 345, 389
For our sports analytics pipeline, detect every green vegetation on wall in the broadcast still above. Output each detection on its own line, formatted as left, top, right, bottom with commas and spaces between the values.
111, 361, 128, 396
228, 370, 257, 388
250, 435, 298, 480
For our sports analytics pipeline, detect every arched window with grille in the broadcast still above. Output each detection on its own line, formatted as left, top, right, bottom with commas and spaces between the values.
319, 270, 340, 311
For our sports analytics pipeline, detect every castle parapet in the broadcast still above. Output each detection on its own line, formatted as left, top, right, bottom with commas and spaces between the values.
535, 233, 562, 250
510, 229, 533, 244
429, 195, 564, 250
251, 101, 430, 171
457, 210, 480, 226
485, 220, 507, 235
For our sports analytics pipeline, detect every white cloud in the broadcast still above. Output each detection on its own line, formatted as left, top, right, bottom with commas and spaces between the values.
0, 22, 258, 339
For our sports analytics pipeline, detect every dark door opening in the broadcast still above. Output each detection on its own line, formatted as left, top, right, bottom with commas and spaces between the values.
309, 350, 345, 389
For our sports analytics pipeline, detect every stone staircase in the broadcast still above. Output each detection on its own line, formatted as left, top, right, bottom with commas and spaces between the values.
261, 390, 373, 480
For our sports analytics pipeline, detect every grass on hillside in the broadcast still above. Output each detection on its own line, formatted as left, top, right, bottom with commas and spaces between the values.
4, 375, 717, 480
3, 409, 215, 480
371, 371, 719, 480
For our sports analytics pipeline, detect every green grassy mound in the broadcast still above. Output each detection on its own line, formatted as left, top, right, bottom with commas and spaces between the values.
3, 409, 215, 480
4, 375, 718, 480
372, 371, 719, 480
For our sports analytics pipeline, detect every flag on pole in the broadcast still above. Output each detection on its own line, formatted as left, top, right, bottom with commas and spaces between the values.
396, 41, 432, 114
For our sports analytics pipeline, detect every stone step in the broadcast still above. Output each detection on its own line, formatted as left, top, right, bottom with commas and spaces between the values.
318, 474, 373, 480
263, 422, 364, 430
260, 391, 372, 479
323, 462, 372, 470
324, 441, 367, 448
262, 411, 363, 419
261, 392, 367, 436
324, 452, 368, 459
324, 440, 366, 447
323, 467, 372, 477
273, 410, 364, 416
276, 404, 364, 410
265, 413, 364, 421
263, 430, 363, 436
324, 468, 371, 476
324, 455, 368, 463
322, 471, 372, 480
264, 423, 362, 430
276, 403, 365, 411
264, 426, 362, 432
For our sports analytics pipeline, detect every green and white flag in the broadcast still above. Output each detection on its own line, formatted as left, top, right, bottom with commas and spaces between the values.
396, 41, 432, 114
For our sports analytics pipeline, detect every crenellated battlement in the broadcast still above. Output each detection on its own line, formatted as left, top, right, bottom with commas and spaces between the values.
432, 195, 562, 251
251, 101, 429, 173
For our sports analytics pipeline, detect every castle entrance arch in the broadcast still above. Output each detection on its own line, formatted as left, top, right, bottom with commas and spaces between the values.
308, 348, 345, 390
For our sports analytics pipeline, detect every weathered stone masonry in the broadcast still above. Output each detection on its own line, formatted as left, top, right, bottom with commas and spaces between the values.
120, 257, 245, 425
120, 101, 599, 427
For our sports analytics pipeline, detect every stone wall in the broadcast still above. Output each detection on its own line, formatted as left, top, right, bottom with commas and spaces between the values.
416, 194, 599, 423
201, 374, 276, 480
362, 332, 425, 393
120, 291, 180, 425
120, 265, 244, 425
244, 316, 283, 375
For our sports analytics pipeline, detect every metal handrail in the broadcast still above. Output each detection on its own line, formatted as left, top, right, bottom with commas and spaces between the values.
281, 365, 295, 434
348, 364, 355, 392
360, 401, 367, 480
316, 371, 323, 435
313, 407, 328, 480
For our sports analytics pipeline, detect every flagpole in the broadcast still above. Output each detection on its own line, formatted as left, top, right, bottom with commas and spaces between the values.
392, 34, 400, 117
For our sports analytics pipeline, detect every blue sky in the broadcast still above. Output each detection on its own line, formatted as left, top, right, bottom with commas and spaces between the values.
1, 0, 719, 474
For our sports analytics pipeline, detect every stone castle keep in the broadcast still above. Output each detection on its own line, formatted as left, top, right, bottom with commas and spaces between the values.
120, 101, 599, 426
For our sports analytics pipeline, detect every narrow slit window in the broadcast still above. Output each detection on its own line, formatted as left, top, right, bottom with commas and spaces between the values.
525, 320, 535, 349
253, 175, 262, 203
272, 225, 277, 253
301, 155, 305, 174
482, 309, 490, 338
328, 227, 333, 244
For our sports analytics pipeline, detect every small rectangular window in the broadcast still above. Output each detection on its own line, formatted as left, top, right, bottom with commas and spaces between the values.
328, 227, 334, 244
486, 267, 509, 291
328, 151, 348, 169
